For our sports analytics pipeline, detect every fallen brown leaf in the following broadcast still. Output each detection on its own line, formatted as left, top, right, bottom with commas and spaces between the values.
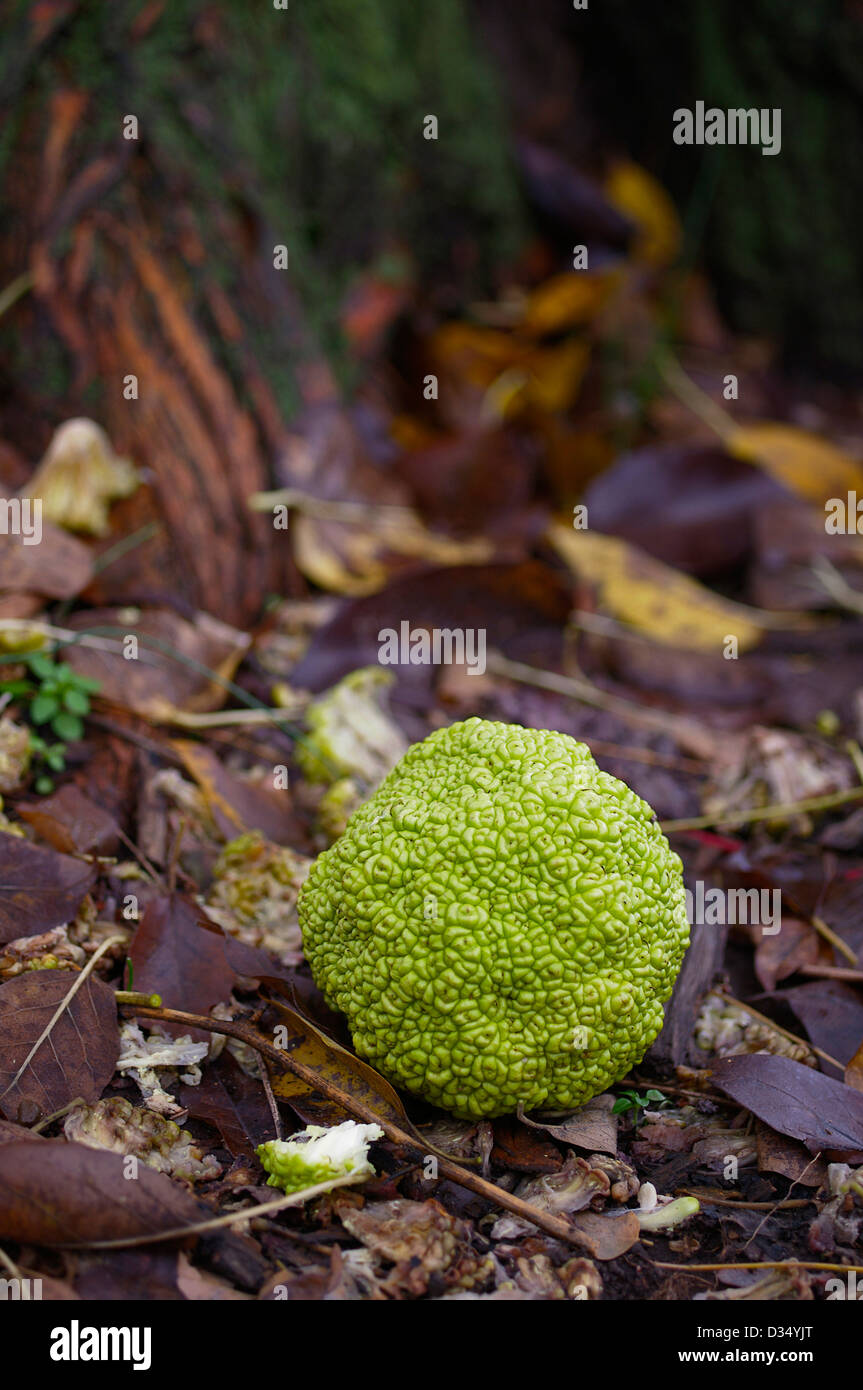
0, 1140, 203, 1245
711, 1053, 863, 1156
17, 783, 119, 856
0, 835, 95, 942
0, 970, 120, 1121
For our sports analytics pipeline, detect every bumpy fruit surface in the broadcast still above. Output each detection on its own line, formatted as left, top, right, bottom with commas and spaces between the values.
299, 717, 689, 1119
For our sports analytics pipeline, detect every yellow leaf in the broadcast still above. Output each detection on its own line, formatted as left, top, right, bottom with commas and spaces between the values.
604, 159, 681, 269
432, 320, 591, 419
431, 322, 517, 389
524, 338, 591, 414
521, 270, 620, 338
548, 523, 774, 652
727, 423, 863, 505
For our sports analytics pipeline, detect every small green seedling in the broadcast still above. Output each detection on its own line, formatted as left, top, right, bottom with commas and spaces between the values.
0, 651, 100, 793
612, 1088, 668, 1128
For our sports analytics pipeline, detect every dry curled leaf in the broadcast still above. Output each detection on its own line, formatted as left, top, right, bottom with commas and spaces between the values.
24, 418, 139, 535
518, 1093, 618, 1155
266, 996, 409, 1131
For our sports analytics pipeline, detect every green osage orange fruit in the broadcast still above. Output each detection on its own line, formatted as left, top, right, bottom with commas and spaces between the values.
298, 717, 689, 1119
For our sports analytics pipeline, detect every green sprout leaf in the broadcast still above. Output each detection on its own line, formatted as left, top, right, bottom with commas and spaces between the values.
51, 711, 83, 742
62, 688, 90, 715
31, 694, 60, 724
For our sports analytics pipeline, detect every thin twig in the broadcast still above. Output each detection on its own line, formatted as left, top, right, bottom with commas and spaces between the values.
0, 270, 34, 321
845, 739, 863, 784
743, 1153, 823, 1251
661, 784, 863, 833
677, 1192, 812, 1211
260, 1060, 283, 1142
31, 1097, 88, 1134
811, 914, 858, 967
0, 1246, 22, 1280
485, 651, 718, 759
657, 351, 736, 441
799, 963, 863, 984
654, 1258, 863, 1273
247, 489, 419, 528
162, 705, 307, 728
812, 555, 863, 616
115, 826, 164, 887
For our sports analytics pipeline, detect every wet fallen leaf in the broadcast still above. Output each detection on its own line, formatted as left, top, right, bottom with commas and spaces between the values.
291, 560, 571, 694
779, 980, 863, 1071
490, 1115, 562, 1173
0, 836, 96, 942
179, 1051, 274, 1159
711, 1053, 863, 1156
72, 1249, 183, 1301
431, 322, 590, 418
754, 1122, 827, 1186
581, 444, 783, 578
292, 503, 494, 597
0, 1118, 47, 1144
130, 895, 242, 1023
0, 970, 120, 1120
753, 918, 820, 992
396, 425, 544, 542
0, 1140, 203, 1244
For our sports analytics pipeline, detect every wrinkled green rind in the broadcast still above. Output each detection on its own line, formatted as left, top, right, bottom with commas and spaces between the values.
299, 718, 689, 1119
